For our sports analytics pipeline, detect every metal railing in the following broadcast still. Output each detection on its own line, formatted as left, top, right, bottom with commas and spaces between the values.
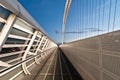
0, 4, 57, 79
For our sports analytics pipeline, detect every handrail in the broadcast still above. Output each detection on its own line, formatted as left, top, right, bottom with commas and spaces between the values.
0, 47, 55, 74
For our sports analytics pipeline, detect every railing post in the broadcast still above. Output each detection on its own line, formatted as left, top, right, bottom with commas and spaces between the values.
0, 14, 16, 51
22, 30, 38, 75
44, 40, 49, 51
42, 39, 48, 51
41, 38, 48, 58
34, 36, 44, 64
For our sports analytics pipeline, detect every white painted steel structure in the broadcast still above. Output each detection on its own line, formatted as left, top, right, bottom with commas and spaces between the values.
62, 0, 72, 44
0, 1, 57, 79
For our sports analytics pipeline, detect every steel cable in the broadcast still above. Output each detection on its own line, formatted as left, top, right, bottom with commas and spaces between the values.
107, 0, 112, 32
112, 0, 117, 31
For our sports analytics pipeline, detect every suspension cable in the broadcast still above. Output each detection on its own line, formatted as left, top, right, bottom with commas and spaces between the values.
91, 0, 94, 36
94, 0, 97, 36
102, 0, 105, 34
82, 0, 85, 38
112, 0, 117, 31
98, 0, 101, 34
107, 0, 112, 32
89, 0, 91, 37
80, 1, 82, 39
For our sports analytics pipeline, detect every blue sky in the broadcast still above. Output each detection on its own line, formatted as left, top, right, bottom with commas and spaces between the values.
19, 0, 120, 43
64, 0, 120, 42
19, 0, 65, 43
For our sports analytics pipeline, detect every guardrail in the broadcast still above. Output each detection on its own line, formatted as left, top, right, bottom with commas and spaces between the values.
0, 4, 57, 79
0, 47, 55, 74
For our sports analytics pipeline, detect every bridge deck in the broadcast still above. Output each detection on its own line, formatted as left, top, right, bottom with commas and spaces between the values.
22, 48, 83, 80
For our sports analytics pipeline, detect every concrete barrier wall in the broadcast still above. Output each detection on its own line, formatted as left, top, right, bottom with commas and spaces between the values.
60, 30, 120, 80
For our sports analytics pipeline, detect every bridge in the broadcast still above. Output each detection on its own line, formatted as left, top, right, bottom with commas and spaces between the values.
0, 0, 120, 80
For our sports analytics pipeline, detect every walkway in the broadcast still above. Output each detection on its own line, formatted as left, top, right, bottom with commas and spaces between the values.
23, 48, 83, 80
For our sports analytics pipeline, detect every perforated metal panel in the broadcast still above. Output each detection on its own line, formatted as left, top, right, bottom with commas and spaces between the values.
77, 58, 100, 80
70, 38, 99, 50
60, 30, 120, 80
101, 32, 120, 52
103, 72, 117, 80
102, 53, 120, 77
78, 50, 99, 66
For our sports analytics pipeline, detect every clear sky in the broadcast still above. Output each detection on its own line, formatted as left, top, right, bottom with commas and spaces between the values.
64, 0, 120, 42
19, 0, 65, 43
19, 0, 120, 43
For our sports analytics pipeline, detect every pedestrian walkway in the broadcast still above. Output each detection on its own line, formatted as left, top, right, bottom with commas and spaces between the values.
22, 48, 83, 80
